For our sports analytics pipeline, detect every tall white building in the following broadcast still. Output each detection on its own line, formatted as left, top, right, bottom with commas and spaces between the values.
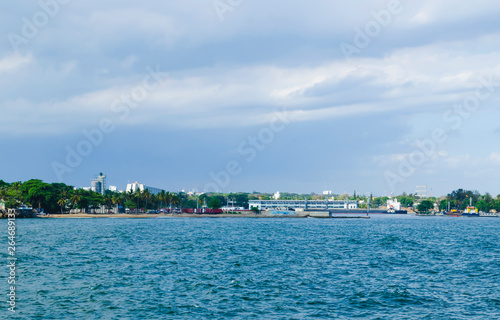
91, 173, 106, 195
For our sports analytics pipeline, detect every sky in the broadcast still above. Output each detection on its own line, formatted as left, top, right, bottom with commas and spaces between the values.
1, 0, 500, 196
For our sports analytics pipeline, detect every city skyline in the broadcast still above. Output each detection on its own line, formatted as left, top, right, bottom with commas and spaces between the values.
74, 172, 469, 198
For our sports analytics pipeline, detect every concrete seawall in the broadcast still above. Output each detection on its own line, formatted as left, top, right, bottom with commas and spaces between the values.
40, 212, 370, 219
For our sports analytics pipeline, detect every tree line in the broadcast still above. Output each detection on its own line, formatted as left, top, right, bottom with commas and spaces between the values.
438, 189, 500, 212
0, 179, 250, 215
411, 189, 500, 213
2, 180, 499, 215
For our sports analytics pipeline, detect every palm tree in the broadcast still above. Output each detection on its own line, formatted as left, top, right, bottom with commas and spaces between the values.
142, 189, 152, 212
124, 190, 135, 213
171, 193, 180, 213
112, 193, 122, 214
157, 190, 166, 210
70, 192, 81, 214
103, 192, 114, 214
57, 199, 66, 214
134, 189, 142, 213
165, 192, 173, 212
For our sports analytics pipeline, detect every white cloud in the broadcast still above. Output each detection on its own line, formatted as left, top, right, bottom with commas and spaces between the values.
444, 154, 472, 168
121, 56, 137, 69
410, 10, 432, 25
487, 152, 500, 163
2, 34, 500, 136
0, 54, 33, 73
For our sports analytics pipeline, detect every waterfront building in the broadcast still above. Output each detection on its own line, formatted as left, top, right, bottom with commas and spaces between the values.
91, 173, 106, 195
126, 181, 164, 195
249, 199, 358, 210
273, 191, 280, 200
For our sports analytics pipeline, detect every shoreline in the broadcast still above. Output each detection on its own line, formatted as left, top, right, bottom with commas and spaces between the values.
37, 213, 371, 219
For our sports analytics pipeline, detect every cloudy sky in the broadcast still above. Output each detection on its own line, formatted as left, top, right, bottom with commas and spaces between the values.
2, 0, 500, 196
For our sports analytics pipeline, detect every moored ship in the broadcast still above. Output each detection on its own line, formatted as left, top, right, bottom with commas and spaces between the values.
462, 196, 479, 217
462, 206, 479, 217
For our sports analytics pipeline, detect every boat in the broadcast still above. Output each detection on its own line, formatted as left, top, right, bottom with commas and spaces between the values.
462, 196, 479, 217
445, 209, 462, 217
386, 198, 407, 214
462, 207, 479, 217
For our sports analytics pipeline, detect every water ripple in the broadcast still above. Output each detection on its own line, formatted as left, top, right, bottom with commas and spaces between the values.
0, 216, 498, 319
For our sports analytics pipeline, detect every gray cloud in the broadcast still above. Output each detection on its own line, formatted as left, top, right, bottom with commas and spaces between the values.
2, 0, 500, 194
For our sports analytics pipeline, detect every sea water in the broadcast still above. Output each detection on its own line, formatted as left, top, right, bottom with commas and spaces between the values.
1, 216, 499, 319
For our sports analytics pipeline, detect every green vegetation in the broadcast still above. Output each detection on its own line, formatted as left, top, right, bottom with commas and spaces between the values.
397, 196, 415, 208
0, 179, 253, 215
417, 200, 434, 213
370, 196, 389, 208
208, 198, 222, 209
2, 180, 499, 216
402, 188, 500, 213
441, 189, 500, 212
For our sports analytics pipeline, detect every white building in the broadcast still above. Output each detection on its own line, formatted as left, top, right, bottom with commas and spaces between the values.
91, 173, 106, 195
323, 190, 333, 195
273, 191, 281, 200
126, 182, 164, 195
249, 199, 358, 211
108, 186, 118, 192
